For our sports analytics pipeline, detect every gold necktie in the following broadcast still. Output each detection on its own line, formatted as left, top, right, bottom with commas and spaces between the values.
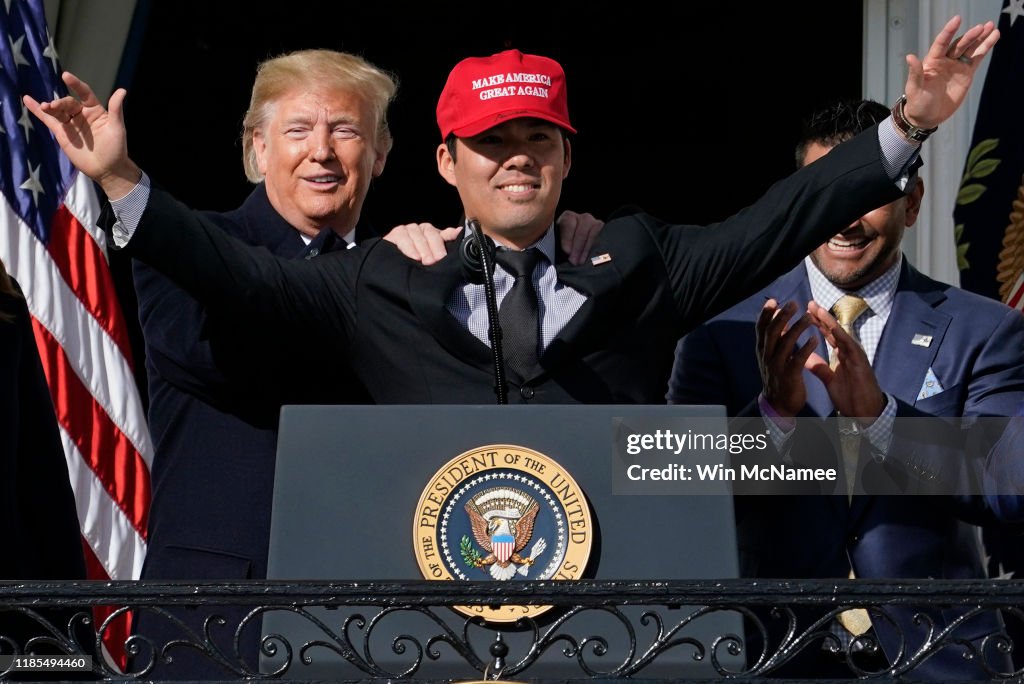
829, 294, 869, 370
830, 294, 873, 637
838, 569, 874, 636
830, 294, 870, 489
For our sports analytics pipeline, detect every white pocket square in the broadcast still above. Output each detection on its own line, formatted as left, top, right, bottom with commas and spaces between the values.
917, 367, 944, 400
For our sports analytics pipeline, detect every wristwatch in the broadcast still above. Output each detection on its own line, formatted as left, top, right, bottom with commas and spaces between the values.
890, 95, 937, 143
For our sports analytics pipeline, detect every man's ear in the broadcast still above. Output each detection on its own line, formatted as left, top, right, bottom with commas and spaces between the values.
373, 147, 388, 177
562, 137, 572, 180
253, 129, 269, 176
905, 178, 924, 227
437, 142, 457, 187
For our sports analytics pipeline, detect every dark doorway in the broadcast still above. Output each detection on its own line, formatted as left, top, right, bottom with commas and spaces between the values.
122, 1, 864, 230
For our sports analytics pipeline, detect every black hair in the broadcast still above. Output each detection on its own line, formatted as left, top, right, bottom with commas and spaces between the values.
445, 133, 458, 162
795, 99, 892, 168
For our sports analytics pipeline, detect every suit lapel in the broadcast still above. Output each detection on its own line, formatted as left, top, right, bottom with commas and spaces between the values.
850, 264, 948, 524
408, 236, 496, 370
233, 184, 308, 256
539, 244, 624, 371
767, 268, 834, 418
871, 266, 949, 405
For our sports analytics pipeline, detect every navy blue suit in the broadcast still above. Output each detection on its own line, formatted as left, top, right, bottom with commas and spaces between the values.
132, 185, 369, 678
668, 260, 1024, 678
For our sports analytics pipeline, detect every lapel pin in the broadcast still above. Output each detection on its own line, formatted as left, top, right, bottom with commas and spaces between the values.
591, 253, 612, 266
911, 334, 933, 348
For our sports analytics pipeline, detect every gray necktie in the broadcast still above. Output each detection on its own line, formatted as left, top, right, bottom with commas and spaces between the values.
496, 249, 542, 380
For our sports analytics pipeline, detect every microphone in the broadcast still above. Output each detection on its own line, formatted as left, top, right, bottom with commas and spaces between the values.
460, 218, 507, 404
461, 218, 496, 284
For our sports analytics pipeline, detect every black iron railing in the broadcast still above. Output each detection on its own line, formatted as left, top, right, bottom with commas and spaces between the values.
1, 579, 1022, 681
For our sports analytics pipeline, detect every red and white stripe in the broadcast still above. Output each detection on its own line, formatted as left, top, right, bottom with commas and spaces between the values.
493, 539, 514, 564
0, 170, 152, 582
1004, 271, 1024, 312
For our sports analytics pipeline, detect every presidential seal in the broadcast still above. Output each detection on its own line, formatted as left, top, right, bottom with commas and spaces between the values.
413, 444, 592, 621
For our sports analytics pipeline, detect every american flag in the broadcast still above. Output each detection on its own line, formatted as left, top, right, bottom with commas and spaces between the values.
0, 0, 151, 653
954, 0, 1024, 308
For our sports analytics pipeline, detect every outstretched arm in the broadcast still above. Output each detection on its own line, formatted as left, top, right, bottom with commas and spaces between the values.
653, 17, 1000, 331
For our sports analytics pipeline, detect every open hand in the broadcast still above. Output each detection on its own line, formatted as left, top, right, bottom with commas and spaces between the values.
23, 71, 140, 198
902, 16, 1000, 129
756, 299, 818, 418
556, 210, 603, 265
805, 300, 886, 423
384, 223, 460, 265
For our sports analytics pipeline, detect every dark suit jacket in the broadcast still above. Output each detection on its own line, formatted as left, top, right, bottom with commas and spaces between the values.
0, 279, 87, 648
135, 184, 369, 585
132, 185, 373, 678
668, 260, 1024, 677
122, 125, 904, 408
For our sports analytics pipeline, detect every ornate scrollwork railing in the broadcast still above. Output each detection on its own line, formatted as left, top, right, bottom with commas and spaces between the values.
0, 579, 1022, 680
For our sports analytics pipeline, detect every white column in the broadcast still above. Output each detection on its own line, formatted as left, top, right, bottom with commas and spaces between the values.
42, 0, 138, 103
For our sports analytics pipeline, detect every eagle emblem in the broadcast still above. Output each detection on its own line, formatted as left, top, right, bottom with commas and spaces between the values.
461, 487, 548, 580
414, 444, 593, 621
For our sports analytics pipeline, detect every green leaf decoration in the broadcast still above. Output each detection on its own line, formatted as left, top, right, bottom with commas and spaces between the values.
966, 138, 999, 170
970, 158, 1001, 179
954, 224, 970, 271
957, 184, 987, 205
957, 243, 970, 271
961, 139, 1001, 185
460, 535, 483, 568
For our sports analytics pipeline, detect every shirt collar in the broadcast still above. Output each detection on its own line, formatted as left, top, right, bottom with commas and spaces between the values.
301, 228, 353, 247
462, 223, 557, 264
804, 254, 902, 322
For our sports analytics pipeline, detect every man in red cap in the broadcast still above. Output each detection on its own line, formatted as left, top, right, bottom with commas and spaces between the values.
27, 18, 998, 410
434, 50, 576, 257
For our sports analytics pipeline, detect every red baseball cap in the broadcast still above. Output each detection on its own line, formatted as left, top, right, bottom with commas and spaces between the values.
436, 49, 576, 140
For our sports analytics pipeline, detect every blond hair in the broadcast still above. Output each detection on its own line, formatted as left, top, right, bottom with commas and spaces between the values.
241, 49, 398, 182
